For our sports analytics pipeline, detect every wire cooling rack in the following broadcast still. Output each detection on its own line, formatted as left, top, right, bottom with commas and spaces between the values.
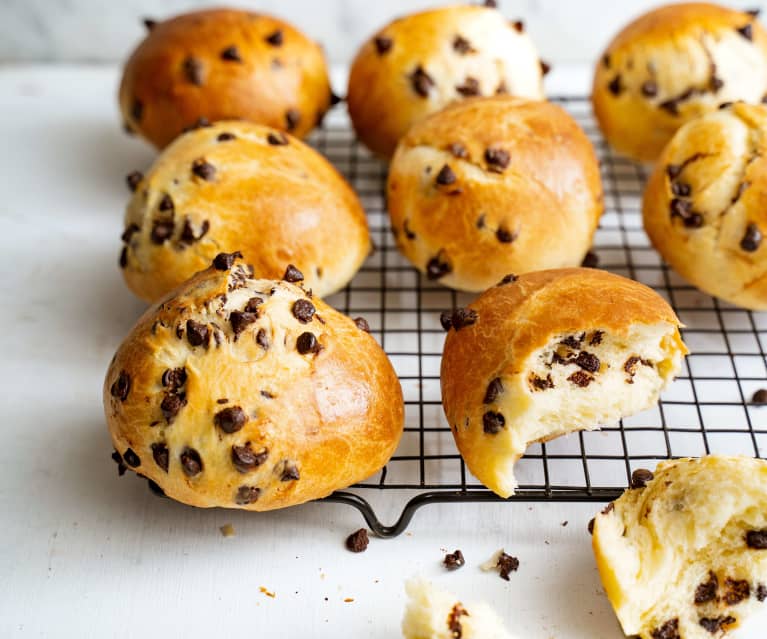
306, 95, 767, 537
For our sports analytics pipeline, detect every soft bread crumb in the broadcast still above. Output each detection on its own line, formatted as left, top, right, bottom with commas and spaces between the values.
480, 549, 505, 571
219, 523, 235, 537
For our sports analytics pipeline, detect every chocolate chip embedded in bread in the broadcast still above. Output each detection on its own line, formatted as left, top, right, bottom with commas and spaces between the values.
737, 23, 754, 40
723, 578, 750, 604
511, 19, 524, 32
354, 317, 370, 332
123, 448, 141, 467
143, 18, 157, 30
443, 549, 465, 570
695, 571, 719, 604
403, 219, 416, 240
282, 264, 304, 282
671, 182, 691, 197
650, 618, 679, 639
220, 45, 242, 62
581, 251, 599, 268
243, 297, 262, 314
182, 57, 204, 86
280, 461, 300, 481
131, 99, 143, 122
530, 373, 554, 391
285, 108, 301, 131
255, 328, 269, 350
641, 81, 658, 97
447, 604, 468, 638
447, 142, 468, 159
497, 552, 519, 580
426, 254, 452, 280
232, 442, 269, 473
540, 60, 551, 76
180, 448, 203, 477
160, 392, 187, 422
589, 330, 604, 346
121, 224, 140, 244
215, 406, 248, 434
630, 468, 654, 489
119, 247, 128, 268
110, 370, 131, 401
440, 312, 453, 331
587, 518, 595, 535
452, 35, 475, 54
229, 311, 258, 338
608, 75, 623, 96
374, 35, 393, 55
186, 319, 210, 347
435, 164, 457, 186
602, 54, 611, 69
265, 29, 283, 46
568, 370, 593, 387
409, 65, 435, 98
161, 367, 187, 390
292, 299, 316, 323
496, 226, 517, 243
699, 616, 736, 634
179, 217, 210, 245
267, 131, 289, 146
740, 223, 762, 252
151, 442, 169, 472
683, 213, 703, 229
483, 411, 506, 434
451, 308, 478, 330
575, 351, 600, 373
158, 193, 174, 212
757, 584, 767, 601
181, 117, 212, 134
191, 158, 216, 181
483, 378, 503, 404
345, 528, 369, 552
746, 529, 767, 549
217, 131, 236, 142
126, 171, 143, 192
296, 331, 321, 355
484, 147, 510, 172
150, 220, 174, 244
497, 274, 518, 286
213, 251, 242, 270
235, 485, 260, 505
456, 77, 480, 96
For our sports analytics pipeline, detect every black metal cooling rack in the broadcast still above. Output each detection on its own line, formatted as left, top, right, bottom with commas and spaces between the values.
306, 95, 767, 538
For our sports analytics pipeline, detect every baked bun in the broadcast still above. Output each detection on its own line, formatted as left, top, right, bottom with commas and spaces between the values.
387, 96, 603, 291
104, 254, 404, 511
440, 268, 686, 498
592, 456, 767, 639
643, 103, 767, 310
402, 579, 514, 639
119, 8, 333, 148
347, 5, 545, 159
593, 3, 767, 162
120, 120, 370, 302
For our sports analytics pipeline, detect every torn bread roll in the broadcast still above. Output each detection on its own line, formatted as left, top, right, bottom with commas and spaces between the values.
104, 253, 404, 511
592, 456, 767, 639
440, 268, 686, 498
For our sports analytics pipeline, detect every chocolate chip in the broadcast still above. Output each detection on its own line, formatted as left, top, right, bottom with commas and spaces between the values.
161, 367, 187, 390
737, 24, 753, 40
121, 224, 140, 244
530, 373, 554, 391
183, 57, 204, 85
230, 311, 258, 338
670, 197, 692, 219
724, 578, 750, 604
497, 274, 518, 285
220, 45, 242, 62
602, 503, 614, 515
757, 584, 767, 601
496, 226, 517, 243
119, 247, 128, 268
354, 317, 370, 332
403, 219, 416, 239
126, 171, 143, 192
747, 529, 767, 549
285, 108, 301, 131
710, 76, 724, 92
256, 328, 269, 349
409, 65, 435, 98
244, 297, 263, 314
374, 35, 392, 55
131, 99, 143, 122
155, 194, 173, 214
186, 319, 209, 347
540, 60, 551, 76
683, 213, 703, 229
439, 312, 453, 331
483, 378, 503, 404
235, 485, 260, 505
651, 619, 679, 639
182, 117, 211, 134
484, 147, 510, 171
346, 528, 369, 552
281, 461, 300, 481
695, 572, 718, 604
265, 29, 283, 46
179, 217, 209, 245
561, 334, 585, 348
719, 101, 734, 110
602, 54, 611, 69
453, 35, 475, 54
732, 181, 750, 204
752, 389, 767, 404
447, 604, 468, 638
150, 220, 174, 244
747, 8, 761, 17
699, 616, 736, 634
484, 0, 498, 7
217, 131, 236, 142
215, 406, 248, 435
160, 392, 186, 422
581, 251, 599, 268
511, 19, 524, 32
476, 214, 486, 229
213, 251, 242, 270
447, 142, 468, 159
426, 254, 451, 280
436, 164, 457, 186
451, 308, 478, 330
568, 371, 593, 387
191, 158, 216, 181
589, 330, 604, 346
330, 91, 342, 106
278, 264, 304, 283
741, 223, 762, 252
232, 443, 269, 473
151, 442, 169, 472
443, 549, 465, 570
671, 182, 691, 197
110, 370, 131, 401
296, 332, 321, 355
641, 80, 658, 97
180, 448, 202, 477
123, 448, 141, 467
575, 352, 600, 373
267, 131, 289, 145
667, 164, 682, 180
483, 411, 506, 434
292, 299, 315, 324
588, 518, 595, 535
497, 552, 519, 581
631, 468, 654, 489
608, 75, 623, 96
456, 76, 480, 96
143, 18, 157, 31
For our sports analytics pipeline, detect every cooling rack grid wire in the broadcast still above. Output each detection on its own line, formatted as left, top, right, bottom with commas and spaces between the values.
306, 95, 767, 537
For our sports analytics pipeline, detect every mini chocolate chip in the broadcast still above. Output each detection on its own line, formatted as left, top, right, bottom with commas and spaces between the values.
700, 616, 736, 634
483, 411, 506, 434
186, 319, 209, 347
601, 503, 614, 515
180, 448, 203, 476
213, 251, 242, 270
292, 299, 315, 323
191, 158, 216, 181
346, 528, 369, 552
641, 80, 658, 97
631, 468, 654, 489
403, 219, 416, 239
143, 18, 157, 30
230, 311, 258, 338
671, 182, 691, 197
281, 461, 300, 481
670, 197, 692, 219
666, 164, 682, 180
588, 518, 595, 535
497, 552, 519, 581
497, 274, 518, 285
183, 57, 204, 85
443, 549, 465, 570
436, 164, 457, 186
267, 131, 289, 145
651, 618, 679, 639
740, 223, 762, 252
440, 312, 453, 331
409, 65, 435, 98
179, 217, 209, 245
121, 224, 139, 244
719, 101, 734, 110
374, 35, 392, 55
483, 378, 503, 404
235, 485, 260, 505
256, 328, 269, 349
683, 213, 704, 229
496, 227, 516, 243
582, 251, 599, 268
282, 264, 304, 283
456, 76, 480, 96
215, 406, 248, 434
354, 317, 370, 332
426, 255, 451, 280
710, 76, 724, 92
296, 332, 321, 355
220, 45, 242, 62
330, 91, 342, 106
746, 529, 767, 549
752, 388, 767, 404
695, 572, 718, 604
608, 75, 623, 96
451, 308, 478, 330
476, 214, 486, 229
285, 108, 301, 131
453, 35, 475, 54
757, 584, 767, 601
244, 297, 263, 314
151, 442, 169, 472
161, 392, 187, 422
484, 147, 510, 171
447, 142, 468, 159
602, 54, 611, 69
589, 330, 604, 345
568, 370, 593, 387
131, 99, 143, 121
119, 247, 128, 268
575, 351, 600, 373
110, 370, 131, 401
737, 23, 753, 40
484, 0, 498, 7
265, 29, 283, 46
217, 131, 236, 142
530, 373, 554, 391
561, 334, 585, 348
724, 578, 750, 604
540, 60, 551, 76
150, 220, 174, 244
161, 367, 187, 389
123, 448, 141, 467
232, 443, 269, 473
511, 19, 524, 32
126, 171, 143, 192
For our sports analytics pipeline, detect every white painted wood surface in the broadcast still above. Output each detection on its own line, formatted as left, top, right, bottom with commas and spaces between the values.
0, 65, 763, 638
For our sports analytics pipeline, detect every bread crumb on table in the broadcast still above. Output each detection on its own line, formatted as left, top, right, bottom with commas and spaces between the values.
219, 523, 235, 537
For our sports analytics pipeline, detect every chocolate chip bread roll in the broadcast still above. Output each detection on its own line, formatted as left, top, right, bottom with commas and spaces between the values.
593, 3, 767, 162
104, 254, 404, 511
347, 5, 546, 159
592, 456, 767, 639
441, 269, 686, 498
120, 120, 370, 302
387, 97, 603, 291
643, 103, 767, 310
119, 8, 334, 148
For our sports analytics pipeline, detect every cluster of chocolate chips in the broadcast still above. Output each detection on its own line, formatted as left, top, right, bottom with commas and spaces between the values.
666, 161, 704, 228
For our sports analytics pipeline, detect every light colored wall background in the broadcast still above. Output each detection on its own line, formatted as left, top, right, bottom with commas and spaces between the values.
1, 0, 766, 66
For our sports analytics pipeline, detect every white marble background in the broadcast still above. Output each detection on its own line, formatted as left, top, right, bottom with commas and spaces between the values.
1, 0, 766, 66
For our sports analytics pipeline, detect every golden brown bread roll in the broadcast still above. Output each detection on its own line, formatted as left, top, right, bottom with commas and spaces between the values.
592, 456, 767, 639
387, 96, 603, 292
593, 3, 767, 162
105, 253, 404, 511
120, 120, 370, 303
440, 268, 686, 498
347, 5, 545, 159
643, 103, 767, 310
119, 8, 333, 148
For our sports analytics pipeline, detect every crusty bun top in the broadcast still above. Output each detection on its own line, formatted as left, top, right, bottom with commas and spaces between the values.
119, 8, 333, 148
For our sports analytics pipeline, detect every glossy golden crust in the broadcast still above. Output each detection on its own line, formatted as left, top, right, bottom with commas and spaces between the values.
104, 258, 404, 511
387, 97, 603, 292
593, 3, 767, 162
643, 103, 767, 310
120, 120, 370, 303
592, 456, 767, 639
119, 8, 332, 148
347, 5, 544, 159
